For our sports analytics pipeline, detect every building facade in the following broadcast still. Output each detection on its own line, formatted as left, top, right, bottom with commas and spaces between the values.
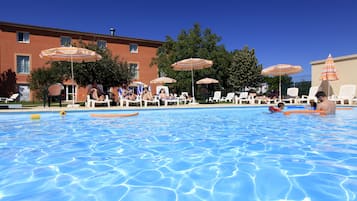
0, 21, 162, 102
311, 54, 357, 96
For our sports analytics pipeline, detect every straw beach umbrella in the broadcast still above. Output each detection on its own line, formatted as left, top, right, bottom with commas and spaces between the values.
196, 77, 219, 84
150, 77, 176, 95
40, 46, 102, 106
172, 58, 213, 103
196, 77, 219, 100
320, 54, 338, 97
150, 76, 177, 84
261, 64, 302, 101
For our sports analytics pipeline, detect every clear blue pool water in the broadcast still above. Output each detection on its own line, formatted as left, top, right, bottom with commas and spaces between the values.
0, 107, 356, 201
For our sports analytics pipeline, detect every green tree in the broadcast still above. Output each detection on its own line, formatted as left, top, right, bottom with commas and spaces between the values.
227, 47, 263, 91
0, 69, 17, 97
295, 80, 311, 96
28, 67, 63, 100
264, 75, 293, 97
71, 49, 131, 89
152, 23, 230, 98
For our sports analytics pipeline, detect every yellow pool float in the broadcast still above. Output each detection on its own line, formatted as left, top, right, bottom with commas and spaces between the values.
30, 114, 41, 120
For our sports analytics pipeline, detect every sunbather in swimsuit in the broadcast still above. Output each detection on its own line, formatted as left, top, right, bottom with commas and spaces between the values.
89, 83, 105, 101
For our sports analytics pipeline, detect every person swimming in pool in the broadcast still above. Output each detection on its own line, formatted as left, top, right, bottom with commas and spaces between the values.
269, 102, 285, 113
315, 91, 336, 114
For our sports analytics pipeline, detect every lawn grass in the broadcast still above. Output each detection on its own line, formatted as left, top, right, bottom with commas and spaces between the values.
6, 101, 86, 108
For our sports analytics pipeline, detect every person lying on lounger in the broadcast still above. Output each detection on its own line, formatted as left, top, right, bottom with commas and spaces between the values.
159, 88, 175, 99
125, 90, 137, 101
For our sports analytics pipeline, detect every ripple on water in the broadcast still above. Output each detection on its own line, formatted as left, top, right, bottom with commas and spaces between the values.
121, 187, 176, 201
296, 172, 350, 200
0, 108, 357, 200
55, 174, 75, 187
255, 167, 291, 200
214, 171, 256, 201
128, 170, 163, 185
94, 185, 128, 201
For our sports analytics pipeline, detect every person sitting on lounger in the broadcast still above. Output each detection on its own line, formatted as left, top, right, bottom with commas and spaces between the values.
182, 93, 193, 103
159, 89, 177, 106
142, 87, 154, 100
88, 82, 105, 101
118, 84, 130, 99
126, 90, 137, 101
315, 91, 336, 114
159, 88, 168, 99
118, 84, 135, 101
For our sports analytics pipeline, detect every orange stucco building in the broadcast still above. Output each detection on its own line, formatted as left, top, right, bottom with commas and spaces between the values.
0, 21, 162, 102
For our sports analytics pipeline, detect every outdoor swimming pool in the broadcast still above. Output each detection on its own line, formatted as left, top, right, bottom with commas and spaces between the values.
0, 107, 356, 201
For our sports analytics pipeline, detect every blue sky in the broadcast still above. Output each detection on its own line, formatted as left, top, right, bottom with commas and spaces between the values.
1, 0, 357, 81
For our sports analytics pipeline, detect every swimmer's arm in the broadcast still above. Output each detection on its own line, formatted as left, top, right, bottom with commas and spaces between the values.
316, 104, 322, 111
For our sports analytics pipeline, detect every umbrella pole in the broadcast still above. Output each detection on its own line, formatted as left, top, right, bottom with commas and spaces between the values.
279, 75, 282, 102
191, 68, 195, 103
327, 81, 330, 97
71, 55, 75, 106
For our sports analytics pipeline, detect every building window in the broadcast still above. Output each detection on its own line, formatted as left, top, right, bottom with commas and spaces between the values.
60, 36, 72, 47
129, 44, 138, 53
129, 63, 139, 79
17, 32, 30, 43
65, 85, 77, 102
97, 40, 107, 49
16, 55, 30, 74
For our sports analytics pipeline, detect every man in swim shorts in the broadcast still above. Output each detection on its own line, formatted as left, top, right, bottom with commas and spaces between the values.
315, 91, 336, 114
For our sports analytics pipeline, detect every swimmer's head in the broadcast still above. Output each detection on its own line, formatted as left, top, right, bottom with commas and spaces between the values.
277, 102, 285, 109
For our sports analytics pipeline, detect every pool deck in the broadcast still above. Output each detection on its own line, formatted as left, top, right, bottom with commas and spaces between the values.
0, 102, 355, 113
0, 104, 22, 109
